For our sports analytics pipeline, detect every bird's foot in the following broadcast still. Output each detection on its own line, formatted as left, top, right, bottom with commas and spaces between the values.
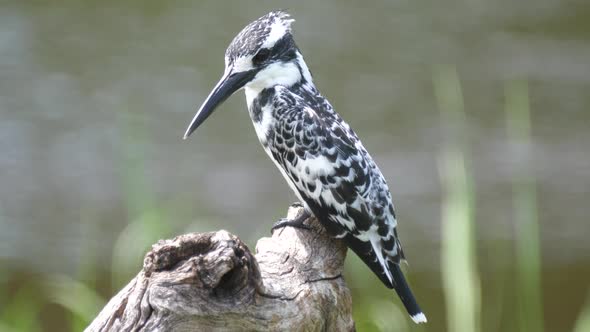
271, 209, 311, 234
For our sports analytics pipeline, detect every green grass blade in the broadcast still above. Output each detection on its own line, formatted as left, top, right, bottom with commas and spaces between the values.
44, 275, 105, 328
505, 81, 544, 332
434, 65, 481, 332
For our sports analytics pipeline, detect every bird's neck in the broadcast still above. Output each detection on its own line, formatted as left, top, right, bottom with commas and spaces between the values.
245, 51, 315, 108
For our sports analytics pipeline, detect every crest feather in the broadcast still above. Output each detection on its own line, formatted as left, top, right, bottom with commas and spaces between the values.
225, 10, 296, 60
270, 10, 295, 31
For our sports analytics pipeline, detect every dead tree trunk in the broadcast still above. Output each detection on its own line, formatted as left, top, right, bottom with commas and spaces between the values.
86, 205, 355, 332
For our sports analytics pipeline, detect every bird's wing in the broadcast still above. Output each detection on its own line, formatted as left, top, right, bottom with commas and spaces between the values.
267, 96, 425, 322
268, 103, 404, 279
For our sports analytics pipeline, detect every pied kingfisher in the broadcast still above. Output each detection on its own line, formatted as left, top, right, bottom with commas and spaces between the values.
184, 11, 426, 324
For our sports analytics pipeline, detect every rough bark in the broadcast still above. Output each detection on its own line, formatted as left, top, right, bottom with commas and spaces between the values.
86, 205, 354, 332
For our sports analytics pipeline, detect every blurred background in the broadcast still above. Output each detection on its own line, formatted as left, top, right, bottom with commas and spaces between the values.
1, 0, 589, 331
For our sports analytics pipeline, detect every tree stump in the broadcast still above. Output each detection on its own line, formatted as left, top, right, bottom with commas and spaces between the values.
85, 205, 355, 331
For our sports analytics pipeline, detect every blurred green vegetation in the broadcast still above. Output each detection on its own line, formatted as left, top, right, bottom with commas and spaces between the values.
1, 71, 588, 332
434, 66, 480, 332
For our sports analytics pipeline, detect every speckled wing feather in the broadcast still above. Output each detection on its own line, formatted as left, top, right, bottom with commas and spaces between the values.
256, 86, 424, 321
263, 86, 404, 285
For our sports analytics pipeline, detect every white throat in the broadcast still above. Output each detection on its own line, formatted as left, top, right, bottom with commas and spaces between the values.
244, 52, 313, 107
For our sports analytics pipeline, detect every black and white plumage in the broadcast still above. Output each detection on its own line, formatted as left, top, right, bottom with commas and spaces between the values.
184, 11, 426, 324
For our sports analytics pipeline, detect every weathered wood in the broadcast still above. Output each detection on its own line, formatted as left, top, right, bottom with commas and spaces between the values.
86, 205, 355, 332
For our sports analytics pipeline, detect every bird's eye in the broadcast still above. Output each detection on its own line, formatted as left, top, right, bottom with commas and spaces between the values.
253, 48, 271, 64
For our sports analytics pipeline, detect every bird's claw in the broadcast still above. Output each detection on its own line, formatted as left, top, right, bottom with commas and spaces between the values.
271, 213, 311, 234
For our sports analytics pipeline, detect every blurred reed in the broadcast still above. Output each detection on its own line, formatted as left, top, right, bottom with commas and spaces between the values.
434, 65, 481, 332
505, 81, 544, 332
44, 275, 103, 331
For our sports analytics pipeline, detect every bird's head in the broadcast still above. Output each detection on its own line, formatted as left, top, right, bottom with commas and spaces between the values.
184, 10, 311, 139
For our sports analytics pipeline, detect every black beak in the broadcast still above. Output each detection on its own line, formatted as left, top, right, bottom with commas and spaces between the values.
184, 69, 257, 139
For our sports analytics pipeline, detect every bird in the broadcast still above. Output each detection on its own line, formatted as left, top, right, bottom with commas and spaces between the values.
183, 10, 427, 324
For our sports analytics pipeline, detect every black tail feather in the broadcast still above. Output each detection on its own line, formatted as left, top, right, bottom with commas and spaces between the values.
343, 234, 427, 323
389, 262, 427, 323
